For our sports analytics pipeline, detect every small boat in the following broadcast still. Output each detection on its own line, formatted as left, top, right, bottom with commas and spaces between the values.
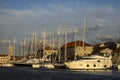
13, 58, 40, 68
64, 54, 112, 70
14, 58, 55, 69
54, 62, 66, 69
13, 62, 33, 67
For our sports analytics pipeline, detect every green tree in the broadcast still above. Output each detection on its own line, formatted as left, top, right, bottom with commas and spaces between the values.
92, 44, 104, 54
104, 41, 116, 50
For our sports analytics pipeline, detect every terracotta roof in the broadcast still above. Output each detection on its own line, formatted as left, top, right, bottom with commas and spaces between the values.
112, 48, 120, 53
61, 40, 92, 48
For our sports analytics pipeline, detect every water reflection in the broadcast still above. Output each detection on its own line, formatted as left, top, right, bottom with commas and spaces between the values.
69, 69, 120, 77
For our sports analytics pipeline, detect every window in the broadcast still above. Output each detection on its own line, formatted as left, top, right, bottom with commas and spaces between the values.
104, 65, 107, 67
93, 64, 96, 67
97, 60, 100, 63
87, 64, 89, 67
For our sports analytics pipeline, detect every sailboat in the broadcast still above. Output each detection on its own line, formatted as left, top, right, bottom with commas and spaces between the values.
40, 28, 55, 69
14, 35, 41, 68
64, 18, 112, 70
14, 30, 54, 69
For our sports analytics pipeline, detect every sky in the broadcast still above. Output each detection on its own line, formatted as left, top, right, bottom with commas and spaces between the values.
0, 0, 120, 44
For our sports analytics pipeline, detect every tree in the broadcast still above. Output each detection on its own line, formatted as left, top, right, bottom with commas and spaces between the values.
104, 41, 116, 50
92, 44, 104, 54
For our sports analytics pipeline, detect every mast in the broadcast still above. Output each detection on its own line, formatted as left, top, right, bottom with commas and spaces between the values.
27, 38, 29, 55
74, 27, 77, 60
24, 38, 27, 60
64, 28, 67, 62
9, 40, 12, 56
52, 32, 55, 61
58, 26, 61, 62
43, 27, 46, 60
34, 31, 37, 58
50, 32, 52, 62
20, 42, 23, 60
52, 32, 54, 53
31, 32, 34, 55
13, 37, 16, 60
83, 18, 86, 56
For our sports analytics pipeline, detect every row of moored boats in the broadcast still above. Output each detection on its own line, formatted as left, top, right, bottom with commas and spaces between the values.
2, 54, 120, 70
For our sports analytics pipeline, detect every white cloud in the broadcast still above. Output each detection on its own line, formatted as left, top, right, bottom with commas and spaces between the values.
0, 3, 120, 43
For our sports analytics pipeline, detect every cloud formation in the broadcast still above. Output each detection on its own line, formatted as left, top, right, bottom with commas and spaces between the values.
0, 2, 120, 43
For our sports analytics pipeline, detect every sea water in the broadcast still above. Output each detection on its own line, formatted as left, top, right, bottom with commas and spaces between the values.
0, 67, 120, 80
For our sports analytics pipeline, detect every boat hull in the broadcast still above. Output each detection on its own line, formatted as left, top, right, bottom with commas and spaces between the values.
14, 63, 55, 69
44, 64, 55, 69
54, 63, 66, 69
13, 63, 32, 67
117, 65, 120, 69
0, 63, 13, 67
64, 56, 112, 70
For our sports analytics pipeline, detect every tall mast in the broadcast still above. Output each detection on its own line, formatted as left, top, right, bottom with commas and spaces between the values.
24, 38, 26, 60
64, 27, 67, 62
27, 38, 29, 54
34, 31, 37, 58
52, 32, 55, 62
50, 32, 52, 62
20, 42, 23, 60
58, 26, 61, 61
74, 27, 77, 60
52, 32, 54, 53
83, 18, 86, 56
14, 37, 16, 60
43, 27, 45, 59
31, 32, 34, 54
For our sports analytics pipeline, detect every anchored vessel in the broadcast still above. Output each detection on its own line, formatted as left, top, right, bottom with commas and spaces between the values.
13, 59, 40, 68
14, 58, 54, 69
64, 54, 112, 70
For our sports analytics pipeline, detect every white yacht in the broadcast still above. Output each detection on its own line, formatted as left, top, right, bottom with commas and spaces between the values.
14, 58, 54, 69
117, 64, 120, 69
14, 58, 40, 68
64, 54, 112, 70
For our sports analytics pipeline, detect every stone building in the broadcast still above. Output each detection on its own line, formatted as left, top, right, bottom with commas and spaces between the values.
36, 46, 58, 61
61, 40, 93, 62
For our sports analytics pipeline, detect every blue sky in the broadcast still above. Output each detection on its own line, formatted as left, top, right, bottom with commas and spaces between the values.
0, 0, 120, 44
1, 0, 120, 9
0, 0, 119, 9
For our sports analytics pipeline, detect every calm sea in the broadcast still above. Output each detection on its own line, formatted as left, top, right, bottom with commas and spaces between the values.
0, 67, 120, 80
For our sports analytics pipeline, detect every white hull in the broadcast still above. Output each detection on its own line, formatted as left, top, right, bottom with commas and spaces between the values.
118, 65, 120, 69
14, 59, 55, 69
1, 63, 13, 67
64, 55, 112, 70
44, 63, 55, 69
32, 64, 41, 68
26, 59, 40, 64
32, 63, 54, 69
